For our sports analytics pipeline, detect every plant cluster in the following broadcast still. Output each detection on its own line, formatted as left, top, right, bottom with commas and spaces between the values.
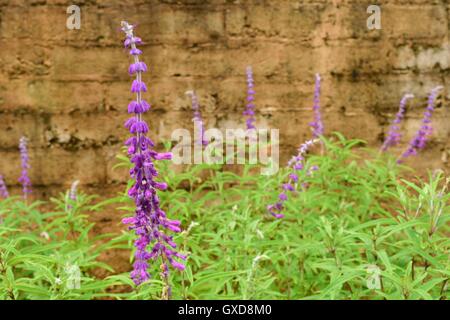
0, 22, 447, 300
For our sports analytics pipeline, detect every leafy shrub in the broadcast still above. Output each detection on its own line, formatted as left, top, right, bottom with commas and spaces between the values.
1, 134, 447, 300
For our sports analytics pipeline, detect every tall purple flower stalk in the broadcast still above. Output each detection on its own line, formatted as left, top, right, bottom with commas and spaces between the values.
120, 21, 186, 287
18, 136, 31, 199
186, 90, 208, 146
399, 86, 443, 162
381, 93, 414, 152
244, 66, 256, 130
309, 73, 323, 138
267, 139, 317, 218
0, 175, 9, 198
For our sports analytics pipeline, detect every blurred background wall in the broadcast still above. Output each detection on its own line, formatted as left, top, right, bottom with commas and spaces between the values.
0, 0, 449, 198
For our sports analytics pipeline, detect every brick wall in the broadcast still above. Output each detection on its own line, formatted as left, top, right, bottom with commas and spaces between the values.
0, 0, 449, 198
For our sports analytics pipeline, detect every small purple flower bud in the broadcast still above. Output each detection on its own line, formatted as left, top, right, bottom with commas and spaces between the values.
18, 136, 32, 199
0, 175, 9, 198
128, 64, 137, 75
140, 100, 151, 112
129, 62, 148, 75
154, 181, 168, 190
279, 193, 288, 201
130, 120, 149, 134
125, 117, 136, 129
166, 224, 181, 233
124, 36, 142, 48
309, 73, 324, 138
130, 48, 142, 55
154, 152, 173, 160
127, 101, 139, 113
282, 183, 294, 192
293, 163, 303, 171
122, 217, 137, 225
131, 80, 147, 93
67, 180, 79, 209
170, 260, 186, 271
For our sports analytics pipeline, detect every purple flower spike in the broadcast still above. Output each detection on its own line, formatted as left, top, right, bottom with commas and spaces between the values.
381, 93, 414, 152
124, 36, 142, 48
130, 48, 142, 56
309, 73, 324, 138
131, 79, 147, 93
129, 62, 148, 75
186, 90, 208, 146
244, 66, 256, 130
120, 21, 185, 287
268, 139, 318, 218
0, 175, 9, 198
70, 180, 79, 202
18, 136, 32, 199
67, 180, 80, 210
399, 86, 443, 163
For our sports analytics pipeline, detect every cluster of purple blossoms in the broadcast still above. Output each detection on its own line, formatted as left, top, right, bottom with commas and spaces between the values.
267, 139, 318, 218
309, 74, 323, 138
186, 90, 208, 146
244, 66, 256, 130
399, 86, 443, 162
120, 21, 186, 286
381, 93, 414, 152
0, 175, 9, 198
18, 136, 31, 199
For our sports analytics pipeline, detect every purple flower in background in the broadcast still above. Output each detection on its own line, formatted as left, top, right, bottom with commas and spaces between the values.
186, 90, 208, 146
120, 21, 185, 287
399, 86, 443, 162
244, 66, 256, 130
381, 93, 414, 152
267, 139, 318, 218
309, 74, 323, 138
0, 175, 9, 198
306, 165, 319, 177
18, 136, 31, 199
67, 180, 80, 210
70, 180, 79, 201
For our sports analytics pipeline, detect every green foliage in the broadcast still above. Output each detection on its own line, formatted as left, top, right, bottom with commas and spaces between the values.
0, 134, 448, 300
0, 192, 118, 299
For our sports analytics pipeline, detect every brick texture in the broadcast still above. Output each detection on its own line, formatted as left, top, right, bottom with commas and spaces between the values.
0, 0, 449, 199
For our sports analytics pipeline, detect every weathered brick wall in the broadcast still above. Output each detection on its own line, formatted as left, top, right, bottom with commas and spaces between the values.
0, 0, 449, 198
